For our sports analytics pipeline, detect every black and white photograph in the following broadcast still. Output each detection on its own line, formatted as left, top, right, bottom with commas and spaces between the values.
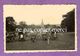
4, 5, 76, 52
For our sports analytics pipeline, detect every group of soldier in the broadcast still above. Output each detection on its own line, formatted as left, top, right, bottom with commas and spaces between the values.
6, 31, 57, 43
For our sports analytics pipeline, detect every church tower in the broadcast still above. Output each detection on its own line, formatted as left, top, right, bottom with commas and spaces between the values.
40, 19, 45, 33
41, 19, 44, 28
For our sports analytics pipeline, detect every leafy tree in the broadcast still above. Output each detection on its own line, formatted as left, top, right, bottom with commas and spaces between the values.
61, 9, 75, 32
6, 16, 16, 32
19, 21, 27, 28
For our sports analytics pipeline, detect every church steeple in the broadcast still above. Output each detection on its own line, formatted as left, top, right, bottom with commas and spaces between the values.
41, 19, 44, 28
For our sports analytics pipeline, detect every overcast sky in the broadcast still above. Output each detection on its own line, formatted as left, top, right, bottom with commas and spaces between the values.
4, 5, 76, 25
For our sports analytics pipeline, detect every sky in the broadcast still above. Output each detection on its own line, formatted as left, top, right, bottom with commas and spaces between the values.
3, 5, 76, 25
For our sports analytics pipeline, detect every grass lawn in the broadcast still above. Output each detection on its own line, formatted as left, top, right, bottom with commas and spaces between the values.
6, 32, 75, 50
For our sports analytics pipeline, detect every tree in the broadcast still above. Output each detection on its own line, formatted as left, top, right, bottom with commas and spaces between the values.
61, 9, 75, 32
19, 21, 27, 28
6, 16, 16, 32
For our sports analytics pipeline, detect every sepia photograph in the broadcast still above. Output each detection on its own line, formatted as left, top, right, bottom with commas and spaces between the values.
3, 5, 77, 52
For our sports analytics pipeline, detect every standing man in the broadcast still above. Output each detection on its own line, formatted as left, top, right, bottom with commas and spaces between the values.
47, 32, 51, 45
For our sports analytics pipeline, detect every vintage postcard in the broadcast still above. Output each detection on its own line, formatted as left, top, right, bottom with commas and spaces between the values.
0, 0, 79, 56
3, 5, 77, 53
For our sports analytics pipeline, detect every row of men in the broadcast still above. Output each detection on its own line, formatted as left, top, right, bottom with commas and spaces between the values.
6, 31, 57, 42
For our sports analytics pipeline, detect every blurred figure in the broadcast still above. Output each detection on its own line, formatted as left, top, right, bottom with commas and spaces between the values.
30, 30, 36, 43
18, 32, 25, 41
53, 31, 57, 40
51, 31, 57, 40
